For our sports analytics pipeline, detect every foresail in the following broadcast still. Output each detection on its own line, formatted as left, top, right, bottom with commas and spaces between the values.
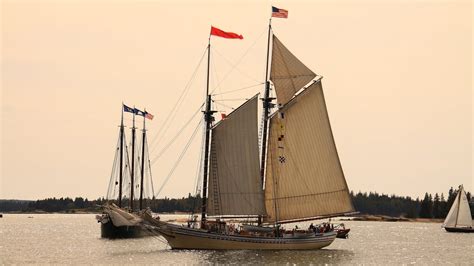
443, 192, 460, 227
264, 81, 354, 223
456, 187, 473, 227
207, 95, 266, 216
270, 35, 316, 105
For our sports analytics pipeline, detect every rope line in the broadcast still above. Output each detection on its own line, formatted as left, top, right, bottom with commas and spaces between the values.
148, 46, 208, 152
155, 119, 203, 197
212, 83, 264, 96
210, 27, 267, 95
150, 103, 204, 165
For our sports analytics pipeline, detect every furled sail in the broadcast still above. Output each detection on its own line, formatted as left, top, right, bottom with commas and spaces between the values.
264, 81, 354, 223
443, 186, 473, 228
207, 95, 266, 216
270, 35, 316, 105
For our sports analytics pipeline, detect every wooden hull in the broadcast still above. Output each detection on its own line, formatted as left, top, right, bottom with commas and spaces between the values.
444, 227, 474, 233
157, 223, 336, 250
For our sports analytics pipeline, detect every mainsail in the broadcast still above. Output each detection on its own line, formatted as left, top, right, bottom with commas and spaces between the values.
443, 186, 473, 228
264, 78, 354, 223
207, 95, 266, 216
270, 35, 316, 105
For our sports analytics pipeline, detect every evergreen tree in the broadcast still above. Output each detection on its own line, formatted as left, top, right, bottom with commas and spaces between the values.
439, 193, 448, 218
432, 193, 441, 218
419, 193, 433, 218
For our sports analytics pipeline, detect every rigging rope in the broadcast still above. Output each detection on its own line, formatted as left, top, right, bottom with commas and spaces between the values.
193, 122, 205, 196
148, 46, 208, 153
212, 83, 264, 96
210, 27, 267, 95
150, 103, 204, 165
212, 100, 235, 110
155, 119, 203, 197
213, 98, 249, 101
106, 134, 121, 199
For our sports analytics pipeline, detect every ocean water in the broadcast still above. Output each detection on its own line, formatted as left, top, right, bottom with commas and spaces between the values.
0, 214, 472, 264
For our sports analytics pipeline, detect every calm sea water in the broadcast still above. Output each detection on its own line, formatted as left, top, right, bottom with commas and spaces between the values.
0, 214, 472, 264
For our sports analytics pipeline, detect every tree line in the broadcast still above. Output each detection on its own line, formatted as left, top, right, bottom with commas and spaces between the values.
1, 188, 473, 219
0, 194, 201, 214
351, 187, 473, 219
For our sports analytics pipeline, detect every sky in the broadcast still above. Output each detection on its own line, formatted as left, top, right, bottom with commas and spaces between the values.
1, 0, 472, 200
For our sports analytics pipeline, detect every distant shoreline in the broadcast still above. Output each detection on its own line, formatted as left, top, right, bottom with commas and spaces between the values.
340, 215, 444, 223
0, 212, 444, 223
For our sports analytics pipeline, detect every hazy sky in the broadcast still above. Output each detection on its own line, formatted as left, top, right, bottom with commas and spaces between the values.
1, 0, 472, 200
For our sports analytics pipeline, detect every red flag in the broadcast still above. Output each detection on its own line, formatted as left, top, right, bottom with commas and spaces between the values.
210, 26, 243, 39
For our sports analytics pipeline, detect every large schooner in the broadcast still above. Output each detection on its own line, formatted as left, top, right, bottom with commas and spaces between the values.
144, 10, 356, 250
96, 104, 155, 238
442, 185, 474, 233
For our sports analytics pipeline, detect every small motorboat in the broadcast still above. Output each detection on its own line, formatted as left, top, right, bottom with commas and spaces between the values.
334, 223, 350, 239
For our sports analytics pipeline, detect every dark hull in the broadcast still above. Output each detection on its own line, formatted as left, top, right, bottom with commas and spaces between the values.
100, 220, 148, 239
444, 227, 474, 233
336, 228, 350, 239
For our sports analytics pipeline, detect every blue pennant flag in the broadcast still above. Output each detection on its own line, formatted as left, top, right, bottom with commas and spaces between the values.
134, 108, 146, 117
123, 104, 135, 113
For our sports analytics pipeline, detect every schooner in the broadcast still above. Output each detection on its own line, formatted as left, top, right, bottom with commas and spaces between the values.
145, 9, 355, 249
97, 105, 155, 238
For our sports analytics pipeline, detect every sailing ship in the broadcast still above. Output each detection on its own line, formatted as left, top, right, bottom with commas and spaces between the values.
143, 13, 356, 250
96, 105, 155, 238
442, 185, 473, 233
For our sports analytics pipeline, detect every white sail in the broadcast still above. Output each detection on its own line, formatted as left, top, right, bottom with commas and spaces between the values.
457, 187, 473, 227
270, 35, 316, 106
207, 95, 265, 216
264, 81, 354, 223
444, 186, 473, 228
106, 203, 142, 227
443, 193, 460, 227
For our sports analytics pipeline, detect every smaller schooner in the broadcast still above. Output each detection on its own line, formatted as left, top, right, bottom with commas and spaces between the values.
442, 185, 474, 233
96, 104, 155, 238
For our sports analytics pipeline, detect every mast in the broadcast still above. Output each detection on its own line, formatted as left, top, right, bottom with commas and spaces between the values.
201, 37, 214, 226
454, 185, 462, 227
118, 104, 124, 207
130, 108, 136, 211
139, 110, 146, 210
259, 18, 275, 225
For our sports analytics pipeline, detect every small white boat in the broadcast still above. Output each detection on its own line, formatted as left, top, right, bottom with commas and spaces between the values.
442, 185, 473, 233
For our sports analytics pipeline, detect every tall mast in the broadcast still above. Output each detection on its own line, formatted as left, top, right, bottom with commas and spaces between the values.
454, 185, 463, 227
260, 19, 274, 183
201, 37, 214, 227
259, 19, 275, 225
130, 108, 136, 211
118, 104, 124, 207
139, 110, 146, 210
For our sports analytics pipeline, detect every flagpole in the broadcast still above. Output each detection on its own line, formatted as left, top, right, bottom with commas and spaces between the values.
130, 106, 136, 211
201, 35, 214, 228
118, 102, 124, 208
258, 17, 274, 225
139, 108, 146, 210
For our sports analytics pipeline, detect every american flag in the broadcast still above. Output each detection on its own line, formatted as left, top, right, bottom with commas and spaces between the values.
145, 112, 154, 120
272, 6, 288, 18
